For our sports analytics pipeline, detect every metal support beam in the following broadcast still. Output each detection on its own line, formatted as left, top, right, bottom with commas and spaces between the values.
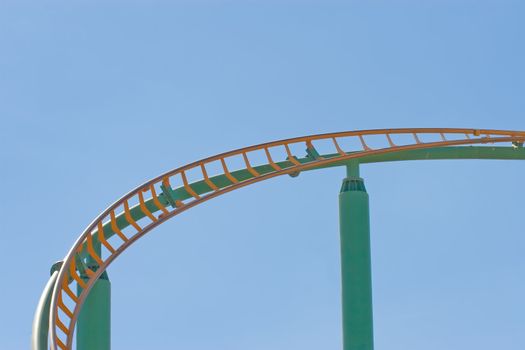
32, 273, 57, 350
339, 161, 374, 350
77, 243, 111, 350
32, 262, 64, 350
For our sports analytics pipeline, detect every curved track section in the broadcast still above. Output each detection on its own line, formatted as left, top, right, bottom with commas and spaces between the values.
49, 128, 525, 349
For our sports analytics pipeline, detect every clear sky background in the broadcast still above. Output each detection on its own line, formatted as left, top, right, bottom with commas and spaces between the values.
1, 1, 524, 349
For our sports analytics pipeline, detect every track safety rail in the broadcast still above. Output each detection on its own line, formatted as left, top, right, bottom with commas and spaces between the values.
37, 128, 525, 350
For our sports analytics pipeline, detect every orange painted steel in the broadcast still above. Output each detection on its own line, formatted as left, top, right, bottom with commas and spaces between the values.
61, 278, 78, 304
181, 171, 201, 200
123, 201, 141, 232
284, 144, 302, 165
85, 234, 103, 266
200, 163, 220, 191
219, 158, 239, 184
138, 191, 158, 222
243, 152, 260, 177
149, 184, 170, 215
48, 128, 525, 350
97, 222, 116, 254
110, 211, 128, 242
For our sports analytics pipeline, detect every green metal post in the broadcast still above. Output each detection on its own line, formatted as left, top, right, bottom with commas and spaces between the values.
77, 242, 111, 350
339, 161, 374, 350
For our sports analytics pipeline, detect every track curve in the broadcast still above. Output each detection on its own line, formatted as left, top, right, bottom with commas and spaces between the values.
48, 128, 525, 349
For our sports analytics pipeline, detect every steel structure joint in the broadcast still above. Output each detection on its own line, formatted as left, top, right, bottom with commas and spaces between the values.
159, 184, 179, 208
306, 144, 323, 160
341, 178, 367, 193
50, 261, 63, 276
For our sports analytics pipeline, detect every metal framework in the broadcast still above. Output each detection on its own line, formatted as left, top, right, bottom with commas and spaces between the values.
32, 128, 525, 350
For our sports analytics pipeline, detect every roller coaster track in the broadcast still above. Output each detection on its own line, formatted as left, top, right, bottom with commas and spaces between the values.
35, 128, 525, 350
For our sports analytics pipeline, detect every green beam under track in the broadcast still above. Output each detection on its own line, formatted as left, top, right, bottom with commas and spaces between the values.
316, 146, 525, 169
339, 161, 374, 350
77, 146, 525, 262
158, 146, 525, 206
77, 242, 111, 350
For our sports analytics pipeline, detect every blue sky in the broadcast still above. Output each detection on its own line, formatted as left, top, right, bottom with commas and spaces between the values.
1, 1, 524, 349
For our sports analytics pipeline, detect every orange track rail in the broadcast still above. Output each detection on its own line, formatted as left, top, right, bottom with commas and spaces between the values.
48, 128, 525, 349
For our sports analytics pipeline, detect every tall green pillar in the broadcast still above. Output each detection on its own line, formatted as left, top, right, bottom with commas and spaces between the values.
77, 242, 111, 350
339, 162, 374, 350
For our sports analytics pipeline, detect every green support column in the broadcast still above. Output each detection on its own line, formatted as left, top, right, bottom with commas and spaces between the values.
77, 242, 111, 350
339, 161, 374, 350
